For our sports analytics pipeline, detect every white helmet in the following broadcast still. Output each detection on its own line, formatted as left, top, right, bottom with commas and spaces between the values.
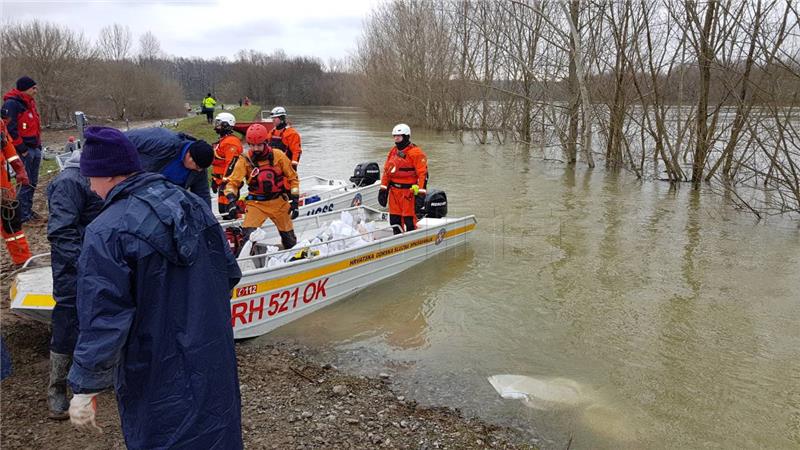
214, 112, 236, 127
392, 123, 411, 136
270, 106, 287, 118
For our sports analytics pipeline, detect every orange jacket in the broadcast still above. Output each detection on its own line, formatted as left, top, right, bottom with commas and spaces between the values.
1, 120, 27, 190
267, 126, 302, 166
224, 148, 299, 198
381, 144, 427, 190
211, 134, 243, 179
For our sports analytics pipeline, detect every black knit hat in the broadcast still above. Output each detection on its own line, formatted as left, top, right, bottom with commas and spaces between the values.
188, 141, 213, 169
16, 76, 37, 91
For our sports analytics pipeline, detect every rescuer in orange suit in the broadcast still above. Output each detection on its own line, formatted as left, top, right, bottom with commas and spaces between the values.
224, 123, 300, 250
0, 119, 32, 267
210, 112, 243, 214
267, 106, 302, 169
378, 123, 428, 234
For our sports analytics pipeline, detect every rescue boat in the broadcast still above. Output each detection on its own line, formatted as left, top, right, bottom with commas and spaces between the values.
212, 162, 383, 222
9, 206, 476, 339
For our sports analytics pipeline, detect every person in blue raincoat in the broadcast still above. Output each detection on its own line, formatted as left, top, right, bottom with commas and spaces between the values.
67, 127, 243, 449
46, 148, 103, 420
124, 128, 214, 207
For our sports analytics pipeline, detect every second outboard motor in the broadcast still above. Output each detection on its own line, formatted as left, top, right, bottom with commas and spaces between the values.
416, 189, 448, 219
350, 162, 380, 187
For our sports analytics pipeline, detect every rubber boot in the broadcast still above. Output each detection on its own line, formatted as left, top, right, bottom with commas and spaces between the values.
47, 351, 71, 420
279, 230, 297, 250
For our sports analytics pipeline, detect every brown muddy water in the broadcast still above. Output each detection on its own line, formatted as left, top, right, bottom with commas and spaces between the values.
258, 106, 800, 449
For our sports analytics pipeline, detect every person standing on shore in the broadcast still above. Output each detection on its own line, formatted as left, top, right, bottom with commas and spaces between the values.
67, 126, 243, 448
202, 93, 217, 124
45, 147, 103, 420
124, 127, 214, 208
0, 119, 32, 268
378, 123, 428, 234
2, 76, 43, 223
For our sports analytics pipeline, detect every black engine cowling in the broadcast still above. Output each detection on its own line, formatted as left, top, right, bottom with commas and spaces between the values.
350, 162, 380, 187
415, 189, 448, 219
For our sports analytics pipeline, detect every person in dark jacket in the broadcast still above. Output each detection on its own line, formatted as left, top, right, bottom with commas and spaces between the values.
67, 127, 243, 449
124, 127, 214, 207
45, 149, 104, 420
2, 76, 42, 223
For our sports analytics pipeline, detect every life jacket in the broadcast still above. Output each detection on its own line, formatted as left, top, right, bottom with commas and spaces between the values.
269, 127, 287, 152
268, 126, 301, 163
245, 151, 286, 200
385, 145, 422, 187
2, 90, 41, 146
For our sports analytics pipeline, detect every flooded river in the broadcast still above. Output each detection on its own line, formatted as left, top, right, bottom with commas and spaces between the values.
259, 106, 800, 449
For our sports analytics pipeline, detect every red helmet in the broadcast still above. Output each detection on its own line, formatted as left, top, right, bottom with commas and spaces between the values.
246, 123, 269, 145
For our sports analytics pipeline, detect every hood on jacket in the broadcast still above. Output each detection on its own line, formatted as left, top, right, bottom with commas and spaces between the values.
105, 172, 214, 266
63, 150, 82, 169
2, 89, 34, 106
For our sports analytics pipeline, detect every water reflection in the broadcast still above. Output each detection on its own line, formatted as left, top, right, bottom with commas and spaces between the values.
268, 246, 476, 352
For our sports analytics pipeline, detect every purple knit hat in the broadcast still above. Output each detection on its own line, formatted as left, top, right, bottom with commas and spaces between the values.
80, 126, 142, 177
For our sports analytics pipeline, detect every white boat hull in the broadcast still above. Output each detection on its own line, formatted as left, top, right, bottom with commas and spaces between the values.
230, 213, 476, 339
10, 207, 476, 339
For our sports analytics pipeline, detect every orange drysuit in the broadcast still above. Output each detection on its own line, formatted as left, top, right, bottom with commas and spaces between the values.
1, 120, 32, 265
380, 143, 428, 232
225, 148, 299, 233
267, 126, 302, 168
211, 134, 243, 213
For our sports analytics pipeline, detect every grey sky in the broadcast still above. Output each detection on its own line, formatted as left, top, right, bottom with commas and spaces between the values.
1, 0, 377, 63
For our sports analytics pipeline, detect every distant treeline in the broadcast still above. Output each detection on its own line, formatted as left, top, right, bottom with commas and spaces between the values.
0, 21, 362, 126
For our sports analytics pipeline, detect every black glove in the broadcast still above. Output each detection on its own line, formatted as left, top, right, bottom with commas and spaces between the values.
289, 194, 299, 220
378, 188, 388, 207
210, 179, 219, 194
224, 194, 239, 220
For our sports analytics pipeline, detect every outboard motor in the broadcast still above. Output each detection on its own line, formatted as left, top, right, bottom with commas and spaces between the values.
349, 162, 380, 187
416, 189, 448, 219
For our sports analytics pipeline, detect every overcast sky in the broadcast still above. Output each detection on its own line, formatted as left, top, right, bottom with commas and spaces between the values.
1, 0, 378, 63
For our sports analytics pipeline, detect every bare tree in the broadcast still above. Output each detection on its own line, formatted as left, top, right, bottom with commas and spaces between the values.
98, 23, 132, 61
1, 20, 96, 124
138, 31, 163, 62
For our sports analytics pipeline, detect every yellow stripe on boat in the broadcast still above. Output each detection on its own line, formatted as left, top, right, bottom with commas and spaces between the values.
233, 222, 475, 299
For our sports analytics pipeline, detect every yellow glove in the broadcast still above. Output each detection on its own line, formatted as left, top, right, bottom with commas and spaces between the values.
410, 185, 420, 196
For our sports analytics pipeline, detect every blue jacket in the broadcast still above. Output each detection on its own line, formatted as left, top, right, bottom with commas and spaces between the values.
46, 151, 104, 354
124, 128, 212, 207
68, 172, 243, 450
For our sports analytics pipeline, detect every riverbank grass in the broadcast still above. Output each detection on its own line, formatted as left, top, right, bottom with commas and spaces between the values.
175, 105, 261, 142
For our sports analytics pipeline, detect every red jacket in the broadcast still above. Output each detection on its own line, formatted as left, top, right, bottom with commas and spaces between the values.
2, 89, 41, 148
